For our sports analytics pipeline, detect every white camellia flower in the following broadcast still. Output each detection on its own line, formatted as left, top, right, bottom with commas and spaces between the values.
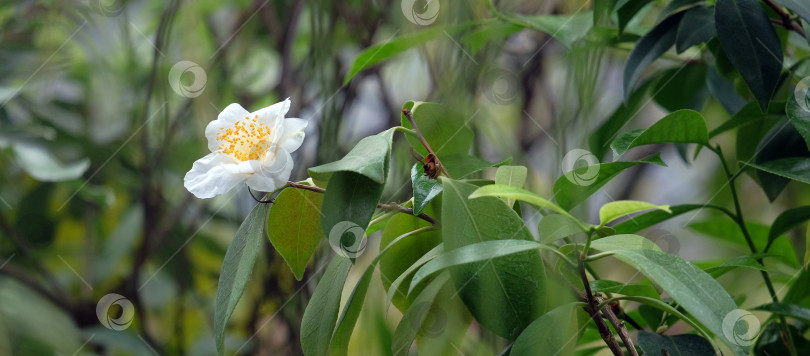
184, 98, 306, 198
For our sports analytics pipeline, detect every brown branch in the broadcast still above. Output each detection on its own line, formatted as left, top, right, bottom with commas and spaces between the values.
579, 262, 625, 356
599, 295, 639, 356
401, 109, 452, 178
764, 0, 806, 36
285, 181, 438, 225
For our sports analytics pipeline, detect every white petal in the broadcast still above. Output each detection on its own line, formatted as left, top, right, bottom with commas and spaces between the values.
252, 98, 290, 130
184, 153, 248, 198
205, 103, 250, 152
245, 149, 294, 192
278, 118, 307, 153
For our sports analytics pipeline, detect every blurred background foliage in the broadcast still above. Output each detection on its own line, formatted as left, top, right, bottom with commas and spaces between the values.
0, 0, 809, 355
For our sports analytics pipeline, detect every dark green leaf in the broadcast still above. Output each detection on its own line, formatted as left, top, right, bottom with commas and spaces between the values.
745, 157, 810, 184
652, 63, 710, 112
689, 219, 799, 267
589, 235, 747, 355
676, 6, 716, 53
637, 331, 715, 356
590, 78, 657, 160
510, 303, 582, 356
613, 204, 728, 234
766, 206, 810, 252
754, 302, 810, 324
391, 273, 450, 356
215, 203, 270, 356
590, 280, 660, 299
751, 121, 810, 200
552, 153, 667, 210
657, 0, 703, 22
616, 0, 653, 35
706, 65, 747, 114
754, 322, 810, 355
514, 12, 593, 48
786, 86, 810, 151
301, 256, 352, 356
715, 0, 783, 111
709, 101, 785, 138
320, 171, 384, 259
611, 110, 709, 159
385, 244, 444, 314
267, 186, 324, 280
703, 254, 768, 277
411, 163, 442, 215
441, 179, 548, 339
623, 13, 683, 100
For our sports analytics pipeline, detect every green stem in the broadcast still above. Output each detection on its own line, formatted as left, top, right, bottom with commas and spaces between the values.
710, 145, 797, 356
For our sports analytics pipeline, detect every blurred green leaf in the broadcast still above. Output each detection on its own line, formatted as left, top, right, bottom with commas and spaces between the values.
308, 128, 394, 184
715, 0, 783, 111
511, 303, 582, 356
513, 12, 593, 48
690, 219, 799, 267
590, 280, 660, 299
267, 184, 324, 280
401, 101, 473, 158
652, 63, 709, 112
613, 204, 729, 234
589, 234, 746, 355
301, 256, 351, 356
214, 202, 270, 356
786, 88, 810, 151
344, 27, 447, 84
11, 141, 89, 182
538, 214, 583, 244
552, 153, 667, 210
385, 244, 444, 314
773, 0, 810, 24
675, 6, 716, 53
709, 101, 785, 138
590, 78, 656, 160
703, 253, 769, 277
494, 165, 527, 208
611, 109, 708, 159
745, 157, 810, 184
766, 206, 810, 252
615, 0, 653, 35
391, 273, 450, 356
706, 65, 747, 114
754, 302, 810, 324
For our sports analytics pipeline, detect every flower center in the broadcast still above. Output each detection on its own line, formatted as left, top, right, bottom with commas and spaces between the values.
216, 115, 273, 161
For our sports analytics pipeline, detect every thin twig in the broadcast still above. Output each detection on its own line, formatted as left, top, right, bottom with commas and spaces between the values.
764, 0, 806, 36
401, 109, 452, 178
285, 181, 438, 225
599, 295, 639, 356
579, 261, 624, 356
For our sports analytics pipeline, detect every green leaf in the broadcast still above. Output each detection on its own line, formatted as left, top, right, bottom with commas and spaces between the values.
637, 331, 715, 356
773, 0, 810, 24
11, 141, 90, 182
409, 240, 560, 294
750, 121, 810, 201
590, 78, 657, 159
706, 65, 747, 114
308, 128, 394, 184
330, 226, 435, 355
652, 63, 710, 112
301, 256, 352, 356
495, 165, 528, 208
755, 322, 810, 355
703, 253, 768, 277
385, 244, 444, 314
320, 171, 385, 259
344, 27, 448, 84
589, 280, 660, 299
709, 101, 785, 138
766, 206, 810, 252
441, 179, 548, 339
676, 6, 716, 53
267, 185, 324, 280
411, 163, 443, 215
439, 152, 494, 178
380, 209, 441, 312
214, 202, 270, 356
401, 101, 473, 158
754, 303, 810, 324
690, 219, 799, 267
510, 303, 582, 356
513, 12, 593, 48
715, 0, 783, 111
611, 109, 709, 159
538, 214, 584, 244
744, 157, 810, 184
786, 87, 810, 151
613, 204, 730, 234
615, 0, 653, 35
589, 234, 747, 355
552, 153, 667, 210
461, 21, 523, 53
623, 12, 683, 100
391, 273, 450, 356
598, 200, 671, 227
657, 0, 703, 22
469, 184, 586, 231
